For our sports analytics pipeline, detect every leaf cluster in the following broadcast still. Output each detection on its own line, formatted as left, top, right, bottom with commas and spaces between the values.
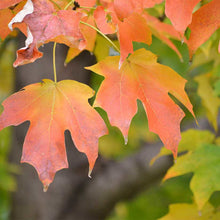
0, 0, 220, 218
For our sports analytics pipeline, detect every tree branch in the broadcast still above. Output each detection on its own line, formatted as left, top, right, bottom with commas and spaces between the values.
62, 142, 173, 220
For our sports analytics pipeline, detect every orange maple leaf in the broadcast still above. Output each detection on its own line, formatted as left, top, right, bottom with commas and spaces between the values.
11, 0, 85, 67
113, 0, 143, 20
143, 13, 183, 59
0, 0, 23, 9
77, 0, 96, 7
87, 48, 194, 157
165, 0, 201, 35
93, 0, 185, 65
143, 0, 164, 8
0, 79, 107, 190
93, 2, 152, 65
118, 13, 152, 66
65, 15, 97, 64
187, 0, 220, 57
94, 6, 116, 35
113, 0, 163, 20
57, 0, 96, 10
0, 2, 27, 40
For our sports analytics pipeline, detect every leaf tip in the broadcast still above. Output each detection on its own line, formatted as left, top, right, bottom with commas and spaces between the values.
181, 38, 184, 45
88, 168, 92, 178
172, 148, 178, 159
124, 136, 128, 145
43, 183, 50, 192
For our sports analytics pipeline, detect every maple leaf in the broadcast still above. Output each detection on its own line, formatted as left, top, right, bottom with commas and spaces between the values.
10, 0, 84, 67
165, 0, 201, 35
195, 74, 220, 131
164, 144, 220, 210
87, 48, 194, 156
143, 13, 183, 59
57, 0, 96, 10
113, 0, 143, 20
65, 15, 97, 64
118, 13, 152, 66
93, 0, 186, 65
159, 203, 220, 220
99, 0, 112, 8
187, 0, 220, 57
77, 0, 96, 8
0, 1, 26, 40
93, 2, 152, 65
113, 0, 163, 20
151, 129, 215, 165
0, 79, 107, 189
143, 0, 164, 8
0, 0, 23, 10
94, 6, 116, 35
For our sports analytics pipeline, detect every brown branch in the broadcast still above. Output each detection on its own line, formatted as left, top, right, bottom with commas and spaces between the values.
62, 142, 173, 220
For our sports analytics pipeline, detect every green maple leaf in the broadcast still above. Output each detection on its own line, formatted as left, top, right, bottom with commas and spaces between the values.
151, 129, 215, 165
164, 144, 220, 210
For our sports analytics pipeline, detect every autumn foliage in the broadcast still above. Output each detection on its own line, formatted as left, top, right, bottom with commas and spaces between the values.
0, 1, 220, 215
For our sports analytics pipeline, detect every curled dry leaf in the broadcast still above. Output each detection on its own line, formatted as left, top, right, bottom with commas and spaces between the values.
10, 0, 85, 67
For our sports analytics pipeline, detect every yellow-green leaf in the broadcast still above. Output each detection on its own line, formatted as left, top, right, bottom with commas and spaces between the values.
151, 129, 215, 164
159, 203, 220, 220
164, 144, 220, 210
195, 74, 220, 131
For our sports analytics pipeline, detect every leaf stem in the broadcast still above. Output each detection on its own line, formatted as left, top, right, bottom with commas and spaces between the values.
64, 1, 96, 10
53, 42, 57, 83
80, 21, 120, 53
64, 1, 73, 10
49, 0, 61, 9
80, 6, 96, 10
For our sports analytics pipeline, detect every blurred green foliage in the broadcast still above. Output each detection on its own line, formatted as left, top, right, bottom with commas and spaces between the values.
0, 39, 17, 220
108, 174, 193, 220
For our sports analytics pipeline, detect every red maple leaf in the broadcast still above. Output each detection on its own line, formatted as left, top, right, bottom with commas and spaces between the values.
0, 1, 27, 39
0, 79, 107, 190
0, 0, 23, 10
187, 0, 220, 57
